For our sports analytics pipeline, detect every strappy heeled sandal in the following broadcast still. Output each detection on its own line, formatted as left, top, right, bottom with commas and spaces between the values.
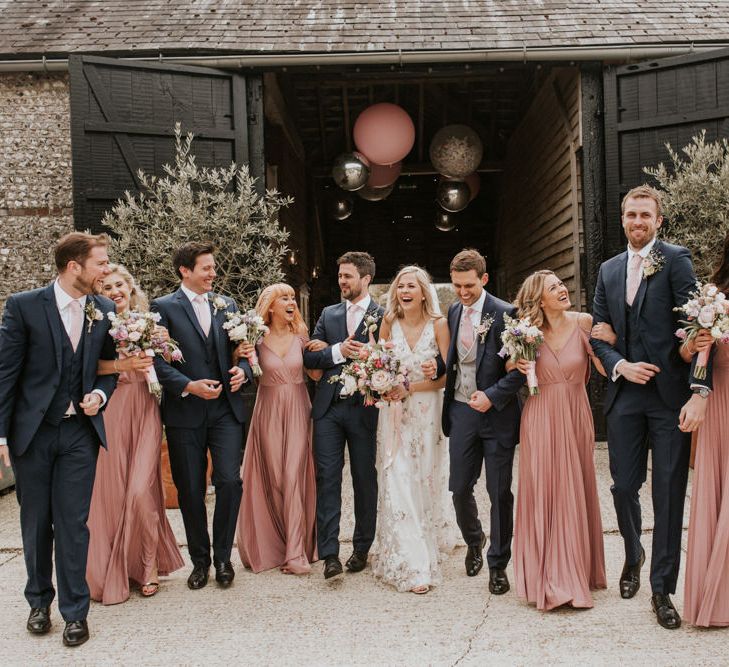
411, 585, 430, 595
141, 581, 159, 597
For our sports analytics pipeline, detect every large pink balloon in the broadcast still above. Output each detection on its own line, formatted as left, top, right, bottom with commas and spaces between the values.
367, 161, 402, 189
353, 103, 415, 166
464, 172, 481, 201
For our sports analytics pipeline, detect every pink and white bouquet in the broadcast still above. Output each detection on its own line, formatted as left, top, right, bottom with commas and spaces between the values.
498, 314, 545, 395
222, 310, 269, 377
329, 341, 409, 408
107, 310, 184, 399
674, 282, 729, 379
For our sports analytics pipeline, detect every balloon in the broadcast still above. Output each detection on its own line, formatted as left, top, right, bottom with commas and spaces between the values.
357, 183, 395, 201
327, 195, 353, 221
353, 103, 415, 165
367, 161, 402, 189
331, 152, 370, 191
464, 172, 481, 201
435, 211, 456, 232
437, 179, 470, 213
430, 125, 483, 179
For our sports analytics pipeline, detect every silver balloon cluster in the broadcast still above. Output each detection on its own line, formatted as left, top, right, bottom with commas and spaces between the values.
331, 152, 370, 192
435, 210, 456, 232
436, 179, 471, 213
327, 195, 353, 221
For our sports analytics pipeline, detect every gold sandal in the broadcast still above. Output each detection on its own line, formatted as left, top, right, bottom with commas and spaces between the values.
411, 585, 430, 595
141, 581, 159, 597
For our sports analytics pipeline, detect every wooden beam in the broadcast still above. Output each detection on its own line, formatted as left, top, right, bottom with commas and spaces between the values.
263, 72, 306, 161
316, 85, 328, 162
342, 84, 352, 152
311, 160, 504, 178
84, 120, 237, 140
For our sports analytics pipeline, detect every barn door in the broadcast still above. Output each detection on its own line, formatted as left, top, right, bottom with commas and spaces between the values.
69, 55, 264, 233
603, 47, 729, 258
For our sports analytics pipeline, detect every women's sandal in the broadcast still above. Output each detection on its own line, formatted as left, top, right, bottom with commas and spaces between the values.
411, 585, 430, 595
141, 582, 159, 597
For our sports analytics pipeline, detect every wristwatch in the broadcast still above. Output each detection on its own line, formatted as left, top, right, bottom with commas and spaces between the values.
692, 387, 710, 399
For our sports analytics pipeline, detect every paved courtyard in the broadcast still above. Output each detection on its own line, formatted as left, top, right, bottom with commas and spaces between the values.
0, 444, 726, 665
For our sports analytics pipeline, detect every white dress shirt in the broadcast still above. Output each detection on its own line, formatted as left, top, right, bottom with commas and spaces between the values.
331, 294, 372, 365
460, 290, 487, 334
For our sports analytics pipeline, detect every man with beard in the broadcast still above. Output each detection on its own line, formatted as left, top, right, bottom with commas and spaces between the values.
0, 232, 117, 647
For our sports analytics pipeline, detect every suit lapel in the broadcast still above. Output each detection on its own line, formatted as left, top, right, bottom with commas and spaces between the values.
82, 294, 96, 380
475, 291, 493, 370
613, 252, 629, 334
42, 283, 63, 370
176, 288, 206, 341
446, 304, 463, 372
635, 241, 660, 317
336, 301, 349, 342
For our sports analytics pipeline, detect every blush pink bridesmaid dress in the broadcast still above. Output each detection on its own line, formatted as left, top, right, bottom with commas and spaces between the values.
86, 369, 184, 604
236, 336, 317, 573
513, 322, 607, 610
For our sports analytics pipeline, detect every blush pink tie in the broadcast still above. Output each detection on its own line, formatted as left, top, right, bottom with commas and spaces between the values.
194, 294, 211, 336
346, 304, 361, 337
69, 299, 83, 351
460, 307, 475, 347
626, 253, 643, 306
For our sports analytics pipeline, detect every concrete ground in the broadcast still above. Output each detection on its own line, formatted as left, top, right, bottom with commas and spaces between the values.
0, 444, 727, 666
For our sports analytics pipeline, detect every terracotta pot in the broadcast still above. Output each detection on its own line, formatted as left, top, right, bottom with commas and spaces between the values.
161, 439, 213, 509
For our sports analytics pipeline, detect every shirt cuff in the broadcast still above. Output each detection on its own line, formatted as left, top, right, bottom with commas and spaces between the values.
611, 359, 625, 383
0, 438, 6, 446
92, 389, 107, 408
690, 383, 711, 392
181, 391, 189, 397
331, 343, 345, 365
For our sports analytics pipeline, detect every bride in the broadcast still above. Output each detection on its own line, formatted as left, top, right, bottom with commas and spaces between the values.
372, 265, 459, 594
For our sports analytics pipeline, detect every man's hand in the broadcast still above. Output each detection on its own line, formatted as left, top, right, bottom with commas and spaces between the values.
340, 335, 364, 360
618, 361, 660, 384
80, 392, 102, 416
679, 394, 708, 432
468, 391, 492, 413
305, 339, 328, 352
185, 379, 223, 400
591, 322, 617, 346
420, 358, 437, 379
229, 366, 246, 392
0, 444, 10, 480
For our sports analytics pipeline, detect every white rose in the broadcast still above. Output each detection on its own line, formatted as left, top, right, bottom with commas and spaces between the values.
698, 305, 716, 329
127, 331, 142, 342
370, 370, 392, 393
706, 285, 718, 298
711, 326, 722, 339
342, 374, 357, 396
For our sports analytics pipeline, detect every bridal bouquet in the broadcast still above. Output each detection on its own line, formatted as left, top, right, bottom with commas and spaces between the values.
222, 310, 269, 377
107, 310, 184, 399
674, 282, 729, 379
498, 314, 545, 395
328, 341, 409, 408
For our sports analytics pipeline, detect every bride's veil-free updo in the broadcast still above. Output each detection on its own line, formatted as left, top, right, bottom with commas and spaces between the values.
384, 265, 442, 321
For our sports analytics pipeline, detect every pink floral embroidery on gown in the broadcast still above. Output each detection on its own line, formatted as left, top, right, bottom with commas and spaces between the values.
236, 335, 317, 573
684, 342, 729, 627
513, 324, 607, 610
87, 369, 184, 604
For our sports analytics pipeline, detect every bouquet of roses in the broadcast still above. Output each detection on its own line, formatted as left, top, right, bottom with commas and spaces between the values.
107, 310, 184, 400
674, 282, 729, 379
498, 314, 545, 395
222, 310, 269, 377
328, 341, 409, 408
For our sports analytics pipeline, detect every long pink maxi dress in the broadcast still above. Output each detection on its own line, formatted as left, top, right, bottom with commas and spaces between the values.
513, 324, 607, 610
236, 336, 317, 573
87, 369, 184, 604
684, 342, 729, 627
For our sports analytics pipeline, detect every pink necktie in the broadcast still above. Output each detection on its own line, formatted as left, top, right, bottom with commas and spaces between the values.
194, 294, 211, 336
460, 307, 475, 347
346, 304, 361, 337
68, 299, 83, 351
626, 253, 643, 306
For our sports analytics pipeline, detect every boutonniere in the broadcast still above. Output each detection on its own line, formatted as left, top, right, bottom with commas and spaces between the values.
84, 300, 104, 333
361, 312, 380, 336
212, 295, 227, 316
475, 314, 495, 343
642, 249, 665, 279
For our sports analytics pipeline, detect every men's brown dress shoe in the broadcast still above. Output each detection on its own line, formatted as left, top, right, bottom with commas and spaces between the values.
345, 551, 368, 573
465, 532, 487, 577
323, 555, 343, 579
27, 607, 51, 634
489, 568, 510, 595
651, 593, 681, 630
214, 560, 235, 588
187, 564, 209, 590
62, 620, 89, 647
619, 547, 645, 599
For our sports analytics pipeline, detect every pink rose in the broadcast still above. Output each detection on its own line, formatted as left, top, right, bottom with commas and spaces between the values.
674, 328, 687, 341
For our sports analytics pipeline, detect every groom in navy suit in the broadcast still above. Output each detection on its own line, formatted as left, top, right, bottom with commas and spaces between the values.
442, 249, 523, 595
0, 232, 117, 647
591, 185, 711, 629
152, 242, 253, 591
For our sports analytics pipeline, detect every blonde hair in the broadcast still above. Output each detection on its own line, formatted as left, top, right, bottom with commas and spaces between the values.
621, 184, 663, 217
255, 283, 307, 334
98, 263, 149, 311
514, 270, 556, 329
384, 265, 442, 322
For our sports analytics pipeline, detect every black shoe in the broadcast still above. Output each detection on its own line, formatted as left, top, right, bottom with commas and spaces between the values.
214, 560, 235, 588
345, 551, 368, 573
651, 593, 682, 630
489, 568, 510, 595
27, 607, 51, 635
187, 564, 209, 590
619, 547, 645, 599
323, 555, 343, 580
62, 620, 89, 647
465, 532, 487, 577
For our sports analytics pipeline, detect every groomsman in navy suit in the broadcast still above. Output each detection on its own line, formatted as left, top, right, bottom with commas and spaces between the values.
442, 249, 523, 595
0, 232, 117, 647
152, 242, 253, 591
591, 185, 711, 629
303, 252, 384, 579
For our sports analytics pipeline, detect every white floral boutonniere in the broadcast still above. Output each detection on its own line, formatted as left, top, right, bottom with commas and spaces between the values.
212, 295, 227, 316
642, 248, 665, 279
361, 312, 380, 337
475, 314, 495, 343
84, 300, 104, 333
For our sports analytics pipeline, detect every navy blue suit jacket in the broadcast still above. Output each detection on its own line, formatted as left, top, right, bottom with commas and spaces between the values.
151, 289, 254, 429
303, 300, 384, 421
0, 283, 117, 456
442, 291, 524, 445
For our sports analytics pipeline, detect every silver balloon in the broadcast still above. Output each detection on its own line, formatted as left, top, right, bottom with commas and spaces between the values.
429, 124, 484, 179
331, 152, 370, 191
436, 179, 470, 213
357, 183, 395, 201
435, 211, 456, 232
328, 195, 353, 221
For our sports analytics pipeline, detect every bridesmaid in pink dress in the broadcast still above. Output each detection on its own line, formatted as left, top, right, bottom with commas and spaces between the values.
512, 270, 608, 610
683, 235, 729, 627
87, 265, 184, 603
235, 284, 321, 574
